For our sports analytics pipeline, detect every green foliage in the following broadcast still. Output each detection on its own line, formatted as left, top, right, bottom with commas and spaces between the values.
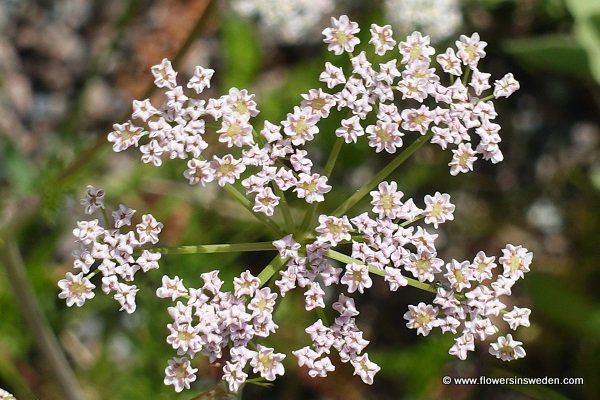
565, 0, 600, 84
219, 15, 262, 89
0, 141, 36, 195
373, 334, 454, 399
503, 35, 592, 78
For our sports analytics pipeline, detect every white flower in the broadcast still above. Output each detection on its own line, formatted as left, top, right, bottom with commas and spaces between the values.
58, 272, 95, 307
80, 185, 105, 215
465, 317, 497, 341
470, 67, 491, 96
273, 235, 301, 259
403, 302, 439, 336
183, 159, 214, 186
301, 88, 335, 118
350, 353, 380, 385
201, 270, 223, 294
166, 322, 202, 354
217, 113, 254, 148
503, 306, 531, 330
233, 270, 261, 298
283, 106, 320, 146
489, 334, 526, 361
423, 192, 455, 228
132, 98, 159, 122
366, 120, 403, 153
437, 48, 462, 75
471, 251, 496, 282
231, 0, 335, 44
114, 283, 139, 313
322, 15, 360, 55
384, 267, 408, 291
315, 215, 352, 245
0, 388, 16, 400
405, 250, 443, 283
335, 116, 364, 144
136, 214, 163, 244
494, 73, 520, 98
294, 173, 331, 203
448, 333, 475, 360
151, 58, 177, 89
72, 219, 103, 244
210, 154, 246, 187
156, 275, 188, 301
398, 31, 435, 64
456, 32, 487, 67
444, 259, 473, 291
341, 263, 372, 294
248, 287, 277, 318
449, 142, 477, 176
400, 106, 433, 135
370, 181, 404, 219
187, 65, 214, 94
140, 139, 163, 166
112, 204, 136, 228
136, 250, 161, 272
304, 282, 326, 310
164, 357, 197, 392
253, 187, 280, 216
369, 24, 396, 55
308, 356, 335, 378
499, 244, 533, 280
319, 61, 346, 88
222, 361, 248, 392
250, 345, 286, 381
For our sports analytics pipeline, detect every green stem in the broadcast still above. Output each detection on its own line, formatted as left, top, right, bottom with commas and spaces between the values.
300, 137, 344, 232
0, 241, 84, 400
332, 131, 434, 217
257, 255, 288, 287
273, 185, 295, 232
399, 215, 424, 227
101, 207, 111, 227
478, 94, 495, 102
153, 241, 276, 255
223, 184, 285, 236
316, 307, 329, 326
325, 249, 437, 294
323, 137, 345, 178
462, 66, 472, 85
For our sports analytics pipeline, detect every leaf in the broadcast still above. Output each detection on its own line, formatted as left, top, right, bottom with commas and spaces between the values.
523, 272, 600, 339
565, 0, 600, 84
502, 35, 592, 78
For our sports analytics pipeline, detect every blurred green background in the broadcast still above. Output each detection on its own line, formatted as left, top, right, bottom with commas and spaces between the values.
1, 0, 599, 399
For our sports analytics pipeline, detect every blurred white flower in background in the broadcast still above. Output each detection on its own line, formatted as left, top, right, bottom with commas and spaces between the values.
384, 0, 463, 42
231, 0, 335, 44
526, 197, 563, 234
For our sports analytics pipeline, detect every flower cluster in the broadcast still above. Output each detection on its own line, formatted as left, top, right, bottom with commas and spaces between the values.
108, 19, 518, 223
157, 270, 285, 392
62, 15, 532, 395
58, 185, 163, 313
